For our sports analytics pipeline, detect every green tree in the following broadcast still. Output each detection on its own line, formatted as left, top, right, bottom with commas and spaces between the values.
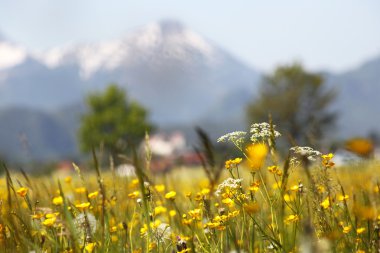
246, 63, 336, 147
79, 84, 154, 160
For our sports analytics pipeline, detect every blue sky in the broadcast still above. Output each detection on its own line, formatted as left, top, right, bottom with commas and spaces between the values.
1, 0, 379, 72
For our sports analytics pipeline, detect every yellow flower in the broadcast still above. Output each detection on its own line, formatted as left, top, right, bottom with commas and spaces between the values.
201, 188, 210, 195
342, 225, 352, 234
290, 185, 299, 191
169, 210, 177, 217
75, 202, 91, 211
16, 187, 28, 197
246, 143, 268, 170
88, 191, 99, 199
154, 184, 165, 193
338, 195, 349, 201
225, 157, 243, 169
322, 153, 335, 168
154, 206, 167, 216
249, 181, 260, 192
356, 227, 366, 234
85, 242, 96, 253
128, 191, 140, 199
42, 217, 56, 227
31, 213, 44, 219
188, 209, 202, 220
165, 191, 176, 200
52, 196, 63, 205
284, 194, 294, 202
320, 197, 330, 209
222, 198, 234, 207
64, 176, 72, 184
75, 187, 86, 194
284, 214, 299, 224
267, 165, 278, 174
111, 235, 118, 242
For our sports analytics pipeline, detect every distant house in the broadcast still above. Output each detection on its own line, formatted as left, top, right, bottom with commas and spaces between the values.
143, 131, 203, 173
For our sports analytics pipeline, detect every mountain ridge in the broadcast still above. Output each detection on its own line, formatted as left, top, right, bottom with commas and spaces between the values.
0, 20, 379, 162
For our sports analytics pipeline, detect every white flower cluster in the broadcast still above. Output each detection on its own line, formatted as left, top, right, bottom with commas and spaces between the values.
74, 213, 97, 238
141, 223, 172, 242
217, 131, 247, 148
250, 122, 281, 143
215, 178, 243, 196
290, 146, 322, 161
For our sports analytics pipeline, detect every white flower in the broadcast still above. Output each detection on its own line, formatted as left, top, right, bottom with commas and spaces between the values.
142, 223, 172, 242
290, 146, 321, 161
74, 213, 97, 238
155, 223, 171, 241
250, 122, 281, 143
217, 131, 247, 148
215, 178, 243, 196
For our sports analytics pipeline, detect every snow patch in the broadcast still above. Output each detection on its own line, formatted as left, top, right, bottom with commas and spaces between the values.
0, 42, 27, 69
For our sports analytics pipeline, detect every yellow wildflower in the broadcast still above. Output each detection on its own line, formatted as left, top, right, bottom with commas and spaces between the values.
16, 187, 28, 197
154, 184, 165, 193
249, 181, 260, 192
188, 209, 202, 220
356, 227, 366, 234
343, 225, 352, 234
322, 153, 335, 168
111, 235, 118, 242
42, 217, 56, 227
154, 206, 167, 216
64, 176, 72, 184
165, 191, 176, 200
31, 213, 44, 219
320, 197, 330, 209
222, 198, 234, 207
290, 185, 299, 191
128, 191, 140, 199
52, 196, 63, 205
225, 157, 243, 169
267, 165, 278, 174
75, 202, 91, 211
246, 143, 268, 170
85, 242, 96, 253
338, 195, 349, 201
201, 188, 210, 195
88, 191, 99, 199
75, 187, 86, 194
284, 214, 299, 224
169, 210, 177, 217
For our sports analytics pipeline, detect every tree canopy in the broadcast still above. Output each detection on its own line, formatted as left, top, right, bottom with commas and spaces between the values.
79, 84, 154, 160
246, 63, 336, 148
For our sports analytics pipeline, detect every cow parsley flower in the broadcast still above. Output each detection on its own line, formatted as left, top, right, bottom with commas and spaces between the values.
217, 131, 247, 149
290, 146, 321, 161
215, 178, 243, 196
250, 122, 281, 143
74, 213, 97, 238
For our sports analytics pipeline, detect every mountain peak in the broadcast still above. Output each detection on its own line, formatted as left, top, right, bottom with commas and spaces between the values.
158, 19, 186, 35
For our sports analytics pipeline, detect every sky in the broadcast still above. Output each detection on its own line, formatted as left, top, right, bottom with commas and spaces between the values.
1, 0, 379, 72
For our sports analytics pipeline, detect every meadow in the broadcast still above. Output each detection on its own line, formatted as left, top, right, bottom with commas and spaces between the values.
1, 123, 379, 253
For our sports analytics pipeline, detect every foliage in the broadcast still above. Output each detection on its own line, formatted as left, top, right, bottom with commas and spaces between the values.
78, 84, 154, 160
2, 122, 380, 252
246, 63, 336, 148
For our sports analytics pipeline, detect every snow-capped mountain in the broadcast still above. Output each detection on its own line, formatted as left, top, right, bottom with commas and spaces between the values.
0, 20, 260, 161
1, 20, 379, 162
0, 20, 260, 124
